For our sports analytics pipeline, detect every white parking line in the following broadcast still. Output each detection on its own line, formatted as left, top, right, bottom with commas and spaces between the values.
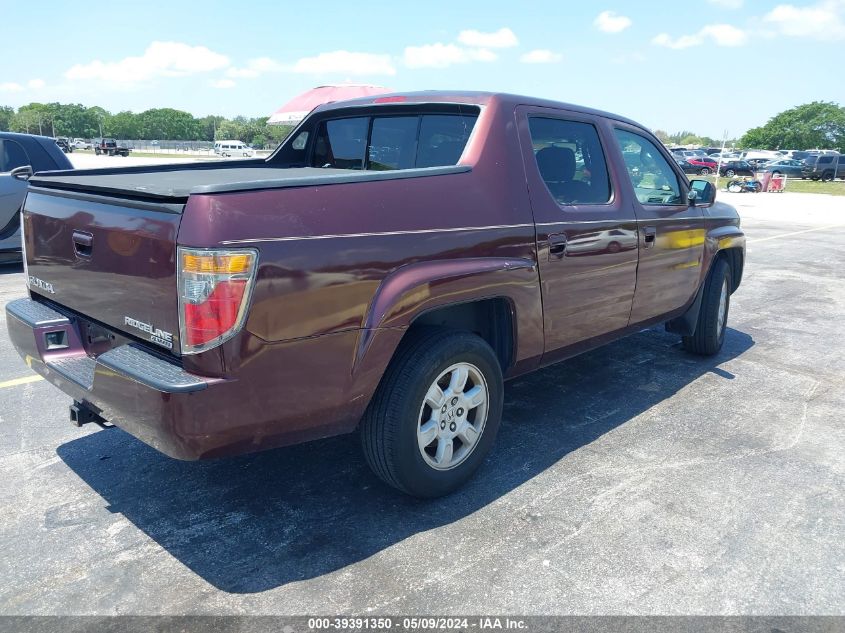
747, 223, 845, 244
0, 375, 43, 389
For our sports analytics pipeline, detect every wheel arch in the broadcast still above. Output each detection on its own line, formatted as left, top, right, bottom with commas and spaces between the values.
344, 257, 542, 430
666, 236, 744, 336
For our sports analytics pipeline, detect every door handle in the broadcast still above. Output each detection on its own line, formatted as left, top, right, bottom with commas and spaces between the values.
72, 230, 93, 257
548, 233, 567, 259
642, 226, 657, 249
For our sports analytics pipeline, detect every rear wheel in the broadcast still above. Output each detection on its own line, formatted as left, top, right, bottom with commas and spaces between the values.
361, 328, 503, 497
682, 258, 731, 356
725, 169, 736, 177
698, 167, 711, 175
821, 170, 834, 182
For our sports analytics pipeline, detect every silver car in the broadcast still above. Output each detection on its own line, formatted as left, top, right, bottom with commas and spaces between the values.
1, 133, 74, 263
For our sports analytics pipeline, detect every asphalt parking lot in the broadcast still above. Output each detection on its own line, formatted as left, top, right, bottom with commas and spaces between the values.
0, 190, 843, 615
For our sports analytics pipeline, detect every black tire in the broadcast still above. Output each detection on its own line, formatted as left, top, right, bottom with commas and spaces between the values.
607, 241, 621, 253
725, 169, 736, 177
682, 258, 731, 356
821, 170, 834, 182
361, 328, 504, 497
698, 168, 710, 175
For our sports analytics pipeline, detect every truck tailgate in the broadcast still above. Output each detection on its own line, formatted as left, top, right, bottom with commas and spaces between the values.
23, 188, 183, 354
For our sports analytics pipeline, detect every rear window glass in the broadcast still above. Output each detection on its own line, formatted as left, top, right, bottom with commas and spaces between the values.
416, 115, 476, 168
313, 117, 369, 169
309, 112, 477, 171
369, 117, 418, 170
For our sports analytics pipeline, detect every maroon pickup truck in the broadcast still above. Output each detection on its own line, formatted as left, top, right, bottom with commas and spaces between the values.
6, 92, 744, 497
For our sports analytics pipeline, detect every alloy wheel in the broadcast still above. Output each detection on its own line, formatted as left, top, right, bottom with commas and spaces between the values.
417, 362, 489, 471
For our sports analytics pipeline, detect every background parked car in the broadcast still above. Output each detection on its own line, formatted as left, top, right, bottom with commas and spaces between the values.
685, 156, 719, 175
0, 132, 73, 263
801, 154, 844, 181
719, 160, 755, 177
93, 138, 131, 156
72, 138, 92, 150
672, 157, 699, 175
54, 138, 73, 153
747, 157, 774, 170
762, 159, 805, 178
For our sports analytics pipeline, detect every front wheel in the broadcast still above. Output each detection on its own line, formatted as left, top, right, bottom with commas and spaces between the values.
821, 171, 834, 182
682, 258, 731, 356
698, 167, 711, 175
361, 328, 503, 497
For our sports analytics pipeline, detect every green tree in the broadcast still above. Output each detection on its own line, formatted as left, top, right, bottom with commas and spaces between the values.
137, 108, 202, 140
738, 101, 845, 150
105, 111, 142, 139
0, 106, 14, 132
680, 134, 703, 146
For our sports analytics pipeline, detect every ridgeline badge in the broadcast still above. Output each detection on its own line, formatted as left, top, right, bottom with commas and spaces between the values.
124, 316, 174, 349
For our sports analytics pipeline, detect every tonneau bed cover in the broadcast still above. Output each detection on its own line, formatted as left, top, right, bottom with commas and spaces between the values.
29, 162, 470, 202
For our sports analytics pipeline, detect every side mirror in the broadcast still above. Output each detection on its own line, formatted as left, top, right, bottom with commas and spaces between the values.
688, 179, 716, 207
11, 165, 33, 181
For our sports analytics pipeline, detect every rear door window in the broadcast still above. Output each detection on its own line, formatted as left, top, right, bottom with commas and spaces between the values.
0, 139, 31, 172
527, 117, 612, 205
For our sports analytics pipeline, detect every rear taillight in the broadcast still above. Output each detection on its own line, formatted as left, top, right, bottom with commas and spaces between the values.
177, 247, 259, 354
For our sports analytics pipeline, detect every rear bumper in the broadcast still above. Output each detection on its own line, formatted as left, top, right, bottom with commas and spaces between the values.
5, 297, 219, 460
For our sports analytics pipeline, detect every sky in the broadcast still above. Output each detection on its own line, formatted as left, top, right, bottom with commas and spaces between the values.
1, 0, 844, 138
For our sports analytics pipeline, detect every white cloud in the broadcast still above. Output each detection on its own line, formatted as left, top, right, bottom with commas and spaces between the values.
210, 79, 236, 89
707, 0, 744, 8
291, 50, 396, 75
457, 27, 518, 48
520, 49, 563, 64
701, 23, 748, 45
0, 82, 23, 92
652, 23, 747, 48
763, 1, 845, 40
64, 41, 230, 83
226, 57, 285, 78
27, 79, 45, 89
403, 43, 497, 68
594, 11, 632, 33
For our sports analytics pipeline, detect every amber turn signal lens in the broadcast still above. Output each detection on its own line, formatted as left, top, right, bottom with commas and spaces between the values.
182, 252, 253, 275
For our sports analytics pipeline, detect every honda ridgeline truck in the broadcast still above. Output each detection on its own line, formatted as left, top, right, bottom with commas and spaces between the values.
6, 92, 744, 497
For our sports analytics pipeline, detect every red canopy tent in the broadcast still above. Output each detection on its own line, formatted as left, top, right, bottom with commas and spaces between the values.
268, 84, 393, 126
